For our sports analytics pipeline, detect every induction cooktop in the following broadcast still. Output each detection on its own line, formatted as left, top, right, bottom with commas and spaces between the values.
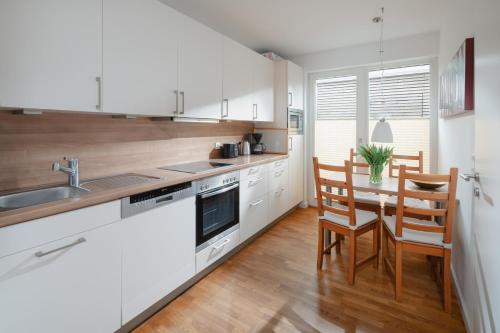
159, 161, 233, 174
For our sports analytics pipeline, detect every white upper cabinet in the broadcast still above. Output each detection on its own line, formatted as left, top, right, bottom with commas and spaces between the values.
223, 37, 254, 121
177, 15, 223, 119
252, 54, 274, 122
0, 0, 102, 112
287, 61, 304, 110
103, 0, 178, 116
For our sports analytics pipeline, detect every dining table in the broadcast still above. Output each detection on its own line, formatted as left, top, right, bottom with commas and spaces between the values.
323, 173, 449, 248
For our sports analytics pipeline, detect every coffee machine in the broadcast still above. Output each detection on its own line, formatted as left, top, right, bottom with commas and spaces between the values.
250, 133, 266, 154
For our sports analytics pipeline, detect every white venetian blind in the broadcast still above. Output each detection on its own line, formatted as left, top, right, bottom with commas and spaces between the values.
315, 75, 357, 120
369, 65, 430, 120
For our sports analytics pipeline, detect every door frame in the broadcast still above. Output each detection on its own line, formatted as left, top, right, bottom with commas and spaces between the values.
305, 57, 438, 206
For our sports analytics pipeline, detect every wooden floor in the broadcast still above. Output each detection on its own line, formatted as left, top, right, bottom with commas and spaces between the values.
134, 208, 466, 333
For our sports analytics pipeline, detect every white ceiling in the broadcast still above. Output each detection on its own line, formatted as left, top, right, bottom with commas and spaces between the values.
160, 0, 445, 58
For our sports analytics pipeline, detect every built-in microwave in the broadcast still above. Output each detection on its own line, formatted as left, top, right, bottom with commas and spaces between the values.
288, 109, 304, 134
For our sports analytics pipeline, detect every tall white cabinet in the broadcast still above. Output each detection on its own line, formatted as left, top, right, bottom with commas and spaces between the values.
103, 0, 179, 116
0, 0, 102, 112
252, 53, 275, 121
288, 135, 304, 207
222, 37, 255, 121
177, 15, 223, 119
287, 61, 304, 110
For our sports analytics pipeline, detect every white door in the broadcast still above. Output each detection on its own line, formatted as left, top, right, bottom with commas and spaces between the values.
289, 135, 304, 207
0, 222, 121, 333
252, 54, 274, 121
470, 0, 500, 330
223, 37, 254, 121
122, 197, 196, 323
288, 61, 304, 110
0, 0, 102, 112
178, 15, 223, 119
103, 0, 178, 116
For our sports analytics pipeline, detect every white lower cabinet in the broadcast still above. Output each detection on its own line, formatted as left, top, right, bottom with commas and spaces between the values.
196, 229, 239, 273
121, 196, 196, 324
0, 221, 122, 333
269, 184, 289, 222
240, 194, 269, 242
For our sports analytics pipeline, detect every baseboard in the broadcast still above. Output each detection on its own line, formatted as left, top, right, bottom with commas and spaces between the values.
451, 265, 472, 333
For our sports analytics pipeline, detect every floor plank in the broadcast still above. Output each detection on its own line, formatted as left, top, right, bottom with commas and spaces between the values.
133, 208, 466, 333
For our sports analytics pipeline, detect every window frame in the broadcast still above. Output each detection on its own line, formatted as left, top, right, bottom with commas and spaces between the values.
305, 57, 438, 206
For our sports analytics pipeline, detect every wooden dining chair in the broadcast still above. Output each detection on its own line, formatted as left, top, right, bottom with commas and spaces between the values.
313, 157, 380, 285
349, 148, 382, 221
382, 165, 458, 313
384, 151, 427, 217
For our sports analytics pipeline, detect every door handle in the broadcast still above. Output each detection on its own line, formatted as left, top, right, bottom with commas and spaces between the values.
460, 172, 479, 182
288, 92, 293, 106
213, 238, 230, 250
35, 237, 86, 258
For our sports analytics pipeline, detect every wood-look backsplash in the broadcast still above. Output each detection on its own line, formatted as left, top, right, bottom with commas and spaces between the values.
0, 111, 253, 191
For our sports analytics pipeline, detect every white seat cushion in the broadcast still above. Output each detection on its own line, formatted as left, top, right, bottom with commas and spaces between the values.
320, 209, 378, 230
354, 191, 381, 205
383, 216, 451, 249
384, 195, 430, 209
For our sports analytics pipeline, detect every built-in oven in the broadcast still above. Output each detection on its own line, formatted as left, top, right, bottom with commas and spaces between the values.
288, 108, 304, 134
195, 171, 239, 252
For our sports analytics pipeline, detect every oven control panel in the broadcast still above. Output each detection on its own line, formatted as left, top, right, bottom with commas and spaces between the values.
195, 171, 240, 194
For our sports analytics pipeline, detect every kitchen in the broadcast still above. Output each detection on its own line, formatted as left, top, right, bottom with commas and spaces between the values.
1, 0, 499, 332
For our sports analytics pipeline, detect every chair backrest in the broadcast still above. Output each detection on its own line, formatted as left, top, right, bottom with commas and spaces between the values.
389, 151, 424, 177
312, 157, 357, 226
349, 148, 369, 175
395, 165, 459, 244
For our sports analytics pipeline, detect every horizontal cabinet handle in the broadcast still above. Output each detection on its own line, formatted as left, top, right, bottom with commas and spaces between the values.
249, 199, 264, 207
248, 167, 259, 175
35, 237, 86, 258
213, 238, 230, 250
248, 177, 264, 187
274, 170, 284, 177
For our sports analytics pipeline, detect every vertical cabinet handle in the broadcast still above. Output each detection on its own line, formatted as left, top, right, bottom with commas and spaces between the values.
180, 91, 185, 114
288, 92, 293, 107
253, 104, 258, 120
289, 137, 293, 152
174, 90, 179, 115
222, 99, 229, 118
95, 77, 102, 110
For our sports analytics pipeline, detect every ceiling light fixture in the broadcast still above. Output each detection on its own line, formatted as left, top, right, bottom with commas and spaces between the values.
371, 7, 394, 143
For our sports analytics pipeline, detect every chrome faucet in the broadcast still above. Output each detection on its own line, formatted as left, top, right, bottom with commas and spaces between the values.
52, 157, 80, 188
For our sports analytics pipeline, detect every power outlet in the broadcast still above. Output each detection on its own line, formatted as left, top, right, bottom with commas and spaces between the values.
214, 142, 222, 149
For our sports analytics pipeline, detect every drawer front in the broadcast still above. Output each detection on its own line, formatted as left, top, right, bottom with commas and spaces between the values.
196, 229, 239, 273
0, 200, 121, 258
269, 165, 288, 190
269, 184, 289, 222
269, 158, 288, 171
240, 164, 267, 181
240, 173, 268, 203
240, 194, 269, 242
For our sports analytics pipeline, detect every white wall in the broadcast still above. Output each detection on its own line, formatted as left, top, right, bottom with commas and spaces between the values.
291, 31, 439, 72
438, 0, 475, 331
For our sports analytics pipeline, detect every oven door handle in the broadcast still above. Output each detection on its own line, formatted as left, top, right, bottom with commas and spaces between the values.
200, 183, 238, 199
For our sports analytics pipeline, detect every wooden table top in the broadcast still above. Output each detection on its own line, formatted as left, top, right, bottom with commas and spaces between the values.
330, 173, 448, 196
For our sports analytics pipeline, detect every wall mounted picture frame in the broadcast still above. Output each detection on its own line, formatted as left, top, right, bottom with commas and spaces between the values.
439, 38, 474, 118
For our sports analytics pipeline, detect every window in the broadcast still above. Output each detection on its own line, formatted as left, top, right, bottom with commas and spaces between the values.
314, 75, 357, 166
369, 64, 431, 172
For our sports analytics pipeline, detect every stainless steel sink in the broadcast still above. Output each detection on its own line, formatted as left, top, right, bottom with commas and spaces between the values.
0, 186, 90, 211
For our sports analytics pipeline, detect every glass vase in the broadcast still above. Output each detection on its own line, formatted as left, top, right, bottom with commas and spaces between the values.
369, 164, 384, 184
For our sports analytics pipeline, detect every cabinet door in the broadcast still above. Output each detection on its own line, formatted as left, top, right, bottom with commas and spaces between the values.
240, 194, 269, 242
0, 0, 102, 112
253, 54, 274, 122
223, 37, 254, 121
0, 222, 121, 333
122, 197, 196, 323
287, 61, 304, 110
103, 0, 178, 116
178, 15, 223, 119
288, 135, 304, 207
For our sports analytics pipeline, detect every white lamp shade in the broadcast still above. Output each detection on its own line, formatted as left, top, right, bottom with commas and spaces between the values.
371, 119, 393, 143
